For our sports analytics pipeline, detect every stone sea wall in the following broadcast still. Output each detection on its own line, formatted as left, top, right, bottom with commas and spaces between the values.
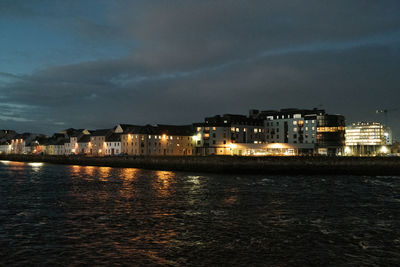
1, 154, 400, 175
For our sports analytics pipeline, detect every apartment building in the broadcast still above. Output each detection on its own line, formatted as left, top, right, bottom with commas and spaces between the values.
250, 108, 345, 155
194, 114, 265, 155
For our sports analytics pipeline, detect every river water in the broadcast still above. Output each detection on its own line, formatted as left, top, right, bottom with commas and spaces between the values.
0, 160, 399, 266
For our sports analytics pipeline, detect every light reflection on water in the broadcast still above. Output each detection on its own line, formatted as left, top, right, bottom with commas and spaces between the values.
0, 162, 399, 266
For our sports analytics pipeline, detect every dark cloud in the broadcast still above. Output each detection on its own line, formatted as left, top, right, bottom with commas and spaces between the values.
1, 1, 400, 137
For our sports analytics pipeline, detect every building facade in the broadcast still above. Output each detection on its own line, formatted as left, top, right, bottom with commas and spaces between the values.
121, 125, 195, 156
194, 114, 265, 155
105, 133, 121, 156
345, 122, 392, 156
250, 108, 346, 155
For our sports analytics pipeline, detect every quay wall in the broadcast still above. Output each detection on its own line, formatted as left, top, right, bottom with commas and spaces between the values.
1, 154, 400, 176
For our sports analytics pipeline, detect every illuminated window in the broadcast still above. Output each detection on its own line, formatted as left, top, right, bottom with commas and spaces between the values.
254, 129, 258, 133
236, 128, 239, 132
197, 127, 202, 132
231, 127, 235, 132
293, 121, 297, 125
212, 127, 216, 131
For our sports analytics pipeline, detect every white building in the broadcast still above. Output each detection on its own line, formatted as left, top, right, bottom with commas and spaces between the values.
105, 133, 121, 156
345, 122, 392, 156
0, 141, 11, 154
250, 108, 346, 156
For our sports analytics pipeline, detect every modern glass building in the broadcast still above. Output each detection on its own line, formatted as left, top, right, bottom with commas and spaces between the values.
345, 122, 392, 156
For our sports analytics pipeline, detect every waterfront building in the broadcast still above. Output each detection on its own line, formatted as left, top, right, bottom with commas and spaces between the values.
194, 114, 265, 155
10, 133, 40, 154
45, 139, 68, 155
44, 134, 68, 155
121, 125, 195, 156
0, 141, 11, 154
105, 133, 121, 156
67, 129, 91, 155
345, 122, 392, 156
250, 108, 346, 155
76, 135, 91, 155
89, 129, 113, 156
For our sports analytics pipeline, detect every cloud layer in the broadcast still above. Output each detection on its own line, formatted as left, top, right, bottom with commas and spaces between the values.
1, 1, 400, 136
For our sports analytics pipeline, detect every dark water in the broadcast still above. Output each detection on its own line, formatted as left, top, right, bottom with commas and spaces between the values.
0, 160, 399, 266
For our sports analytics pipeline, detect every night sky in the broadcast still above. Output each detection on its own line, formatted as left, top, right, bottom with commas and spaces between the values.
1, 1, 400, 138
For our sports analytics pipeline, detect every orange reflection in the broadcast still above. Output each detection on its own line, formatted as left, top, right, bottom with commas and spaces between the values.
98, 167, 111, 181
224, 188, 238, 205
119, 168, 140, 200
153, 171, 175, 198
83, 166, 95, 177
70, 165, 81, 172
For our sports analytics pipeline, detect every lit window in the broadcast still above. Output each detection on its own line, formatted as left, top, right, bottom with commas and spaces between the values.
254, 129, 258, 133
231, 127, 235, 132
293, 121, 297, 125
212, 127, 216, 131
197, 127, 202, 132
236, 128, 239, 132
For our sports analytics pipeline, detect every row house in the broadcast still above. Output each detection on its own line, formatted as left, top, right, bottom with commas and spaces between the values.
89, 129, 113, 156
10, 133, 39, 154
105, 133, 121, 156
0, 141, 11, 154
46, 139, 68, 155
68, 129, 91, 155
76, 135, 91, 155
121, 125, 195, 156
194, 114, 265, 155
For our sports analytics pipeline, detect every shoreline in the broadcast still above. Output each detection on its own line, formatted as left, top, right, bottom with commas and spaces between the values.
1, 154, 400, 176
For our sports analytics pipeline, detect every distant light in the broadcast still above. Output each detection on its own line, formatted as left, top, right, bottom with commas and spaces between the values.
380, 146, 388, 154
28, 162, 43, 167
228, 143, 237, 149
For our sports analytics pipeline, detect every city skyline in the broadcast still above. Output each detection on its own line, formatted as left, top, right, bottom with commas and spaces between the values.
1, 1, 400, 136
